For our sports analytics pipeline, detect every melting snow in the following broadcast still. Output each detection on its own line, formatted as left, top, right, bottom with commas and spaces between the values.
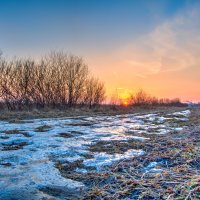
84, 149, 144, 171
0, 109, 190, 199
172, 110, 191, 117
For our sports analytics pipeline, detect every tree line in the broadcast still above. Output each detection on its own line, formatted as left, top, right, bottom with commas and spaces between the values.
111, 89, 186, 107
129, 90, 185, 106
0, 51, 106, 110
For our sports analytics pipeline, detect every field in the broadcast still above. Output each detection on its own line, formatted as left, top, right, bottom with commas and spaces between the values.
0, 107, 199, 200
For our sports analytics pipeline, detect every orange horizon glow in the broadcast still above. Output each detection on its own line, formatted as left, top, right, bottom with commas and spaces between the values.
87, 39, 200, 102
1, 1, 200, 103
122, 101, 129, 106
106, 86, 200, 104
110, 88, 133, 105
84, 5, 200, 103
89, 59, 200, 103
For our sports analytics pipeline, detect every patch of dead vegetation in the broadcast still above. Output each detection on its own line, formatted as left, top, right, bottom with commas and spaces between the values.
65, 121, 94, 127
3, 129, 31, 137
70, 130, 84, 135
82, 117, 200, 199
0, 106, 187, 121
2, 141, 29, 151
54, 109, 199, 199
89, 139, 154, 155
55, 130, 85, 139
0, 162, 12, 167
56, 160, 85, 172
55, 159, 97, 185
56, 132, 73, 138
34, 125, 51, 132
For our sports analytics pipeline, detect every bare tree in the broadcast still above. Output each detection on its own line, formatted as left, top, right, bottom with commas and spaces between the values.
42, 51, 88, 107
65, 54, 88, 106
130, 89, 150, 106
0, 51, 106, 110
84, 77, 106, 108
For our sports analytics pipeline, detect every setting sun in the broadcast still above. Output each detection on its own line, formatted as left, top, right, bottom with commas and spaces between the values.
116, 88, 132, 106
122, 100, 129, 106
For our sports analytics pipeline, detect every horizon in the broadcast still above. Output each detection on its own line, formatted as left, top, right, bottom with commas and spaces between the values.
0, 0, 200, 102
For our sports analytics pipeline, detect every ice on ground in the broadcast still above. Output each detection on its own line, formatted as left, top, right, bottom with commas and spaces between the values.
0, 109, 190, 199
0, 159, 84, 199
173, 127, 184, 132
75, 168, 88, 173
144, 162, 163, 174
146, 162, 158, 169
84, 149, 144, 171
172, 110, 191, 117
157, 129, 170, 134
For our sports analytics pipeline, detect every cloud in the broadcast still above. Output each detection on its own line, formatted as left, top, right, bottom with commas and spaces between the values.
115, 4, 200, 77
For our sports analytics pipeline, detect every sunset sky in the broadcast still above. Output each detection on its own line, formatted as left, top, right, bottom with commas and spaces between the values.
0, 0, 200, 102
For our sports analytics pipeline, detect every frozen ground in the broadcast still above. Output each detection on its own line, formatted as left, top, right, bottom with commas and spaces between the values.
0, 110, 191, 199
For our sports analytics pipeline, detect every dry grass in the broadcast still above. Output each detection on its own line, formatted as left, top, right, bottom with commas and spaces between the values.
1, 105, 198, 199
3, 129, 31, 137
34, 125, 52, 132
89, 139, 147, 154
82, 110, 200, 199
0, 106, 187, 122
53, 108, 200, 199
56, 132, 73, 138
2, 141, 29, 151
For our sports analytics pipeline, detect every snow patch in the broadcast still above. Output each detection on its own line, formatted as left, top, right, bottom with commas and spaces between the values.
0, 109, 190, 198
172, 110, 191, 117
84, 149, 144, 171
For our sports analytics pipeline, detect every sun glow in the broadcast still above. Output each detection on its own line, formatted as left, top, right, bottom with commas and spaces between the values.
115, 88, 132, 106
122, 100, 129, 106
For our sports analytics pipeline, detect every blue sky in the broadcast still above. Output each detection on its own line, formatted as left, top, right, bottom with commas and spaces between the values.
0, 0, 200, 101
0, 0, 193, 56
